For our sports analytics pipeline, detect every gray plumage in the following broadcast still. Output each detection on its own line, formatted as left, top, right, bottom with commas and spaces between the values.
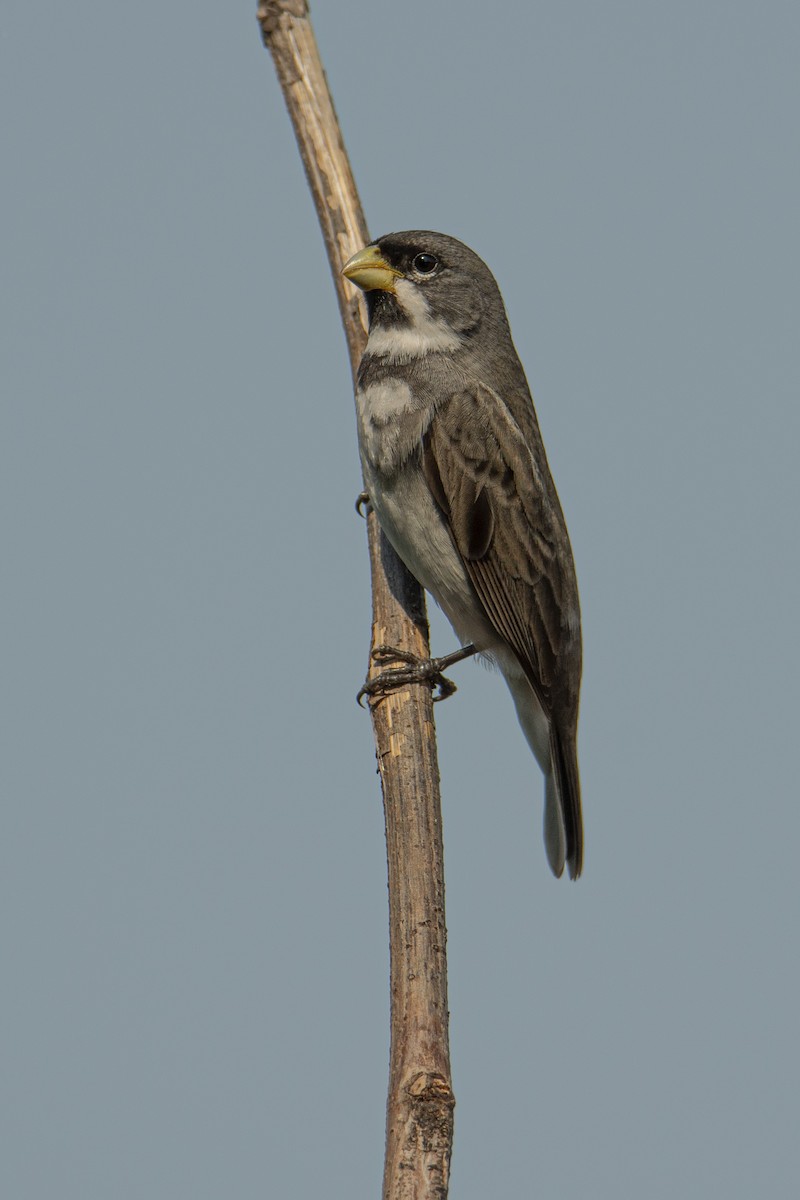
343, 231, 583, 878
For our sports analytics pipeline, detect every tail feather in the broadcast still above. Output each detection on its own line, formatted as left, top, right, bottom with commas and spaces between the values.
502, 667, 583, 879
543, 770, 567, 877
550, 731, 583, 879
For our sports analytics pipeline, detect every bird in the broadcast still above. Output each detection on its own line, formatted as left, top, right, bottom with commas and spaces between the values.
342, 231, 583, 879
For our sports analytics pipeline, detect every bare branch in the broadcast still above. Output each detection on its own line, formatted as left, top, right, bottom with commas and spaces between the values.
258, 4, 455, 1196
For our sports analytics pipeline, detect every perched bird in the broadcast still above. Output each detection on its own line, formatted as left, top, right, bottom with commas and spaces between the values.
342, 232, 583, 879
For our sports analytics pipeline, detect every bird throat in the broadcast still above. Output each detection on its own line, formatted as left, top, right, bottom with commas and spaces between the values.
365, 280, 464, 364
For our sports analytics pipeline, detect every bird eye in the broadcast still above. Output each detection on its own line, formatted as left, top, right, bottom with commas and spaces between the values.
412, 253, 439, 275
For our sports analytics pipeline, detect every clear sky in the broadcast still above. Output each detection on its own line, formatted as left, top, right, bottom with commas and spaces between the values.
3, 3, 798, 1197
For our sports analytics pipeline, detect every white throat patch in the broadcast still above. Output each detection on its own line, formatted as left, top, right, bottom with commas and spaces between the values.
365, 279, 463, 363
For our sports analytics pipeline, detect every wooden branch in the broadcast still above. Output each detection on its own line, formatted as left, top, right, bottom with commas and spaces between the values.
257, 4, 454, 1197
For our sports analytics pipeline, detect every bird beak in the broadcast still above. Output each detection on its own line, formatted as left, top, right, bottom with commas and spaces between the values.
341, 245, 403, 293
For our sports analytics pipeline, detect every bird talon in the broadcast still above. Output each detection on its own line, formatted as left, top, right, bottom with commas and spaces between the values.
370, 644, 420, 667
432, 674, 458, 702
355, 490, 371, 517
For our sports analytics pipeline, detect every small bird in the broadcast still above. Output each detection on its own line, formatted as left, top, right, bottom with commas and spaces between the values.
342, 232, 583, 879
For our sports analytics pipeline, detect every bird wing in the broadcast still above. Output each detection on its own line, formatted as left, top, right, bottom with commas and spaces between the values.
422, 381, 584, 877
421, 383, 572, 711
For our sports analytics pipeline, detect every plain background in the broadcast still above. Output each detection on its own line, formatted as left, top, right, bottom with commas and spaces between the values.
3, 3, 798, 1196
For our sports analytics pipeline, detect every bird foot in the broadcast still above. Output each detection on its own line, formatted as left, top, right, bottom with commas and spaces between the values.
357, 643, 476, 706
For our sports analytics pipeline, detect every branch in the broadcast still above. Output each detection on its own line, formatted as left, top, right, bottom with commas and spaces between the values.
258, 4, 454, 1197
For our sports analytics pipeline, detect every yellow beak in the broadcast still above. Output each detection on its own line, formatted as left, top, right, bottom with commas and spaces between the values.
341, 244, 403, 293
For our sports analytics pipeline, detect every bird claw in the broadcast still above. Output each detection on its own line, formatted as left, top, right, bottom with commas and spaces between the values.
356, 643, 476, 706
355, 490, 371, 517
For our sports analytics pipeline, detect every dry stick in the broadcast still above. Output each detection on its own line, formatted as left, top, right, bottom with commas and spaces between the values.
257, 4, 455, 1197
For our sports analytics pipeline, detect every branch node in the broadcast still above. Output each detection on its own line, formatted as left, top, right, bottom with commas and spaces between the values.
257, 0, 307, 42
408, 1072, 455, 1105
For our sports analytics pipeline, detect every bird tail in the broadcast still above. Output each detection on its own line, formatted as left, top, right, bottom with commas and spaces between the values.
502, 667, 583, 879
549, 730, 583, 880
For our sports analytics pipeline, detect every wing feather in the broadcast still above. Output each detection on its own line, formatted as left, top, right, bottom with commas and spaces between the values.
422, 383, 583, 877
422, 385, 571, 707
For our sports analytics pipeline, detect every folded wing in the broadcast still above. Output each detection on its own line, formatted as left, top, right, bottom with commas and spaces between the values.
422, 384, 583, 877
